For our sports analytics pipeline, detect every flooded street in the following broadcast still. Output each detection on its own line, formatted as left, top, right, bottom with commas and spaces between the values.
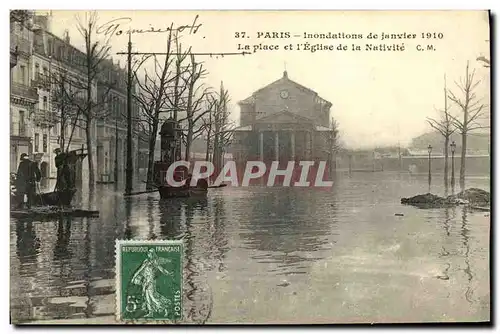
10, 171, 490, 324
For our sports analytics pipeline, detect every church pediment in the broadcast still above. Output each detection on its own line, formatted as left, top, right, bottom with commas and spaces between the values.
239, 71, 332, 106
255, 110, 314, 124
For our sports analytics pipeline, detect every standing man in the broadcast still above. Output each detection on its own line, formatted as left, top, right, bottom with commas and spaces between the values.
54, 148, 64, 191
15, 153, 41, 209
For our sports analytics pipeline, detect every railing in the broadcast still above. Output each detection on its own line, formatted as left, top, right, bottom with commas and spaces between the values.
11, 82, 38, 100
11, 122, 30, 137
10, 46, 19, 68
10, 36, 31, 56
32, 73, 51, 90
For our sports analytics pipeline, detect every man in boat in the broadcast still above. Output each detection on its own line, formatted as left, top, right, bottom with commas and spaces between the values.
185, 173, 208, 190
54, 148, 74, 192
185, 173, 194, 188
54, 148, 64, 190
15, 153, 41, 209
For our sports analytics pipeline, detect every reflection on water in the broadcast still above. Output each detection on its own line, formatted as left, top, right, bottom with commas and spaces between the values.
10, 172, 490, 324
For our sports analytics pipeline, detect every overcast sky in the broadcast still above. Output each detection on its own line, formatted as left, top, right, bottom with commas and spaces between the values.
45, 10, 490, 149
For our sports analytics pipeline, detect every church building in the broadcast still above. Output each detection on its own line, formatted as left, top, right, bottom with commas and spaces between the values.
231, 71, 334, 165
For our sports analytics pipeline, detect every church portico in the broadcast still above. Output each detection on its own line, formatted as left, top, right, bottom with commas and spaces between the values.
231, 71, 335, 168
253, 127, 314, 162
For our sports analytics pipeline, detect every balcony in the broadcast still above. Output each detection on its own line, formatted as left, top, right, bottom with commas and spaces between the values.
10, 45, 18, 68
31, 73, 51, 91
11, 82, 38, 102
10, 35, 31, 56
32, 109, 58, 128
11, 122, 30, 138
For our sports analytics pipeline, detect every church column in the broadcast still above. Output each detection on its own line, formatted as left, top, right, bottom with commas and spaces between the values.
291, 131, 295, 161
259, 131, 264, 161
310, 131, 315, 160
306, 131, 312, 160
275, 131, 279, 161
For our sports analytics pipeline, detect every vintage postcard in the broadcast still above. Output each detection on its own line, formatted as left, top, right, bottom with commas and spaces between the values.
9, 10, 490, 325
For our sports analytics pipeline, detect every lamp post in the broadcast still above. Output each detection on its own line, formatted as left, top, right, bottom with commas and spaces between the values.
450, 141, 456, 188
427, 144, 432, 188
125, 32, 133, 195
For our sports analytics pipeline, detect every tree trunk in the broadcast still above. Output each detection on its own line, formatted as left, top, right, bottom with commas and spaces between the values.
460, 101, 468, 191
185, 124, 193, 162
85, 119, 95, 188
205, 111, 212, 161
205, 129, 211, 161
114, 119, 118, 184
146, 122, 158, 191
460, 130, 467, 191
212, 133, 220, 175
60, 115, 66, 151
443, 135, 449, 185
86, 45, 94, 189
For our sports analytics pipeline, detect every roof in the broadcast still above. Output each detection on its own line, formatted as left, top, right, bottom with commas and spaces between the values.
254, 110, 315, 124
234, 125, 253, 131
315, 125, 332, 132
239, 71, 332, 106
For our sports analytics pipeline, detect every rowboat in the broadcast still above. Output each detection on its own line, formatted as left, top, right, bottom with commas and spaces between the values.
157, 186, 208, 199
11, 149, 86, 210
11, 207, 99, 219
33, 189, 77, 206
156, 179, 228, 199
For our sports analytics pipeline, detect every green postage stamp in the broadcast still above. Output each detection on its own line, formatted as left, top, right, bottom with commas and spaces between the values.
115, 240, 183, 322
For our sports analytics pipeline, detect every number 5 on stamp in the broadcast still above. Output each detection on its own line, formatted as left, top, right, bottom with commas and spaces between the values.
115, 240, 184, 322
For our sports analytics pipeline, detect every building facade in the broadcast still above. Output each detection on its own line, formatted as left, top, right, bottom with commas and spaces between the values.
31, 15, 97, 179
10, 11, 140, 185
95, 59, 140, 183
10, 11, 38, 172
231, 71, 334, 164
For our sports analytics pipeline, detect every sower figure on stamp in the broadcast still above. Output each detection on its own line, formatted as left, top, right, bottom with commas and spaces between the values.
130, 248, 174, 317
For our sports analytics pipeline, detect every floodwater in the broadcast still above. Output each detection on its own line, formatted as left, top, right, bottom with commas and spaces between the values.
10, 172, 490, 324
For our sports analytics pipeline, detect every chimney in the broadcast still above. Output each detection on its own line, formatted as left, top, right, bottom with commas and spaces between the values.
64, 30, 70, 44
283, 70, 288, 78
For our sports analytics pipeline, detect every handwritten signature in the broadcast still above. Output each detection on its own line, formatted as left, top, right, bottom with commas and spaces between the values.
96, 15, 202, 37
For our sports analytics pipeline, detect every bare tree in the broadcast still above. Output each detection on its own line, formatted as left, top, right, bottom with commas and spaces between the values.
202, 102, 213, 162
448, 61, 488, 190
328, 117, 341, 174
426, 74, 456, 185
58, 11, 115, 188
164, 39, 191, 160
50, 68, 84, 151
178, 54, 215, 161
132, 28, 180, 190
209, 82, 234, 176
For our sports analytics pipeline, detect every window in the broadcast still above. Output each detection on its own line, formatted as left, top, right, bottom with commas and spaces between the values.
43, 96, 48, 110
19, 110, 25, 135
35, 63, 40, 80
34, 133, 39, 152
19, 65, 26, 84
43, 134, 47, 153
